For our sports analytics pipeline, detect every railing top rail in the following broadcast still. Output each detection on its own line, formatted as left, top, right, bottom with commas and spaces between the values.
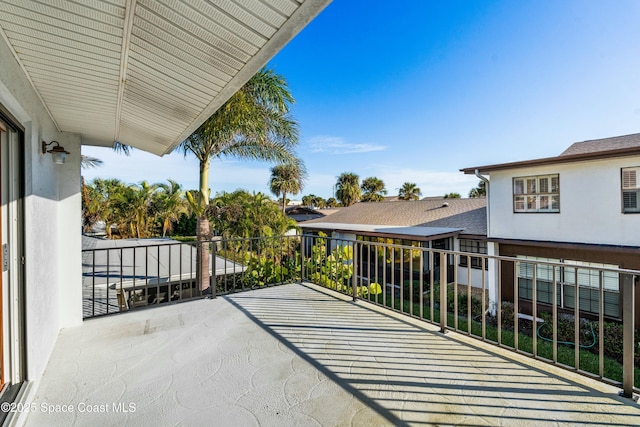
300, 234, 640, 276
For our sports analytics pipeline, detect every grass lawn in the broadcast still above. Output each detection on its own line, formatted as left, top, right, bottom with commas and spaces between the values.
359, 291, 640, 386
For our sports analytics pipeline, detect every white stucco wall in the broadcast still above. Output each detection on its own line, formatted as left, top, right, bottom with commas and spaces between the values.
455, 265, 487, 287
0, 36, 82, 382
488, 158, 640, 246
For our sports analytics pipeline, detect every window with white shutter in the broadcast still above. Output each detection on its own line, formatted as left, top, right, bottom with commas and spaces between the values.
622, 167, 640, 213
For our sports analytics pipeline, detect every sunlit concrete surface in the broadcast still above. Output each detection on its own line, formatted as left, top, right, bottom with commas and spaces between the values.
26, 283, 640, 426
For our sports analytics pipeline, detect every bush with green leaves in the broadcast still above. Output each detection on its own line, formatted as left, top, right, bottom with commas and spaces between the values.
307, 233, 381, 297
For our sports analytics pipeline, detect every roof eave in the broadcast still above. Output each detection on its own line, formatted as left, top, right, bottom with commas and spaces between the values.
461, 146, 640, 174
163, 0, 330, 156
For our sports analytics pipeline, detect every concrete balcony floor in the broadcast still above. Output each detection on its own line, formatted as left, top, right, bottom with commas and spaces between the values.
27, 283, 640, 426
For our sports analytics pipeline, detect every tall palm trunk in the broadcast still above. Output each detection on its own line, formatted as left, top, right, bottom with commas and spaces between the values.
281, 191, 287, 212
196, 217, 211, 294
196, 159, 211, 294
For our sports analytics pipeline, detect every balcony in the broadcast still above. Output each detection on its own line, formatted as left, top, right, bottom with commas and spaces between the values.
28, 234, 640, 424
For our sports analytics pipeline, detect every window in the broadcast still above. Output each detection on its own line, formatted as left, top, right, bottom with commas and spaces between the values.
458, 239, 487, 270
622, 167, 640, 213
513, 174, 559, 213
516, 256, 620, 318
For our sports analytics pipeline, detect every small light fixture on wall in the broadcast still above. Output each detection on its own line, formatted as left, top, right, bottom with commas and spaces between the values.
42, 140, 70, 164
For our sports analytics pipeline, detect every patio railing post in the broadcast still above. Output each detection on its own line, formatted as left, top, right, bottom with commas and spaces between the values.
300, 234, 306, 283
211, 240, 217, 299
352, 240, 358, 302
622, 273, 635, 398
440, 251, 447, 333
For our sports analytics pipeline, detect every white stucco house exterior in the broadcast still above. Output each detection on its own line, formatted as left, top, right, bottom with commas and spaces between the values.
0, 0, 330, 423
462, 133, 640, 327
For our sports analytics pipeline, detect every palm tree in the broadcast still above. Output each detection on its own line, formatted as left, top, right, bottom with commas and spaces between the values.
325, 197, 338, 208
398, 182, 422, 201
91, 178, 125, 238
301, 194, 315, 207
313, 196, 326, 208
180, 68, 299, 293
157, 180, 188, 236
126, 181, 158, 238
444, 192, 461, 199
469, 180, 487, 198
336, 172, 361, 206
269, 161, 307, 212
361, 177, 387, 202
80, 155, 104, 233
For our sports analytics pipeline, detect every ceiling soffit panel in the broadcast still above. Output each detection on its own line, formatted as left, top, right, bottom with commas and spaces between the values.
0, 0, 331, 156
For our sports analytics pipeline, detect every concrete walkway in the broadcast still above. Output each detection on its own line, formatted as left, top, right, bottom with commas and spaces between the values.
27, 283, 640, 426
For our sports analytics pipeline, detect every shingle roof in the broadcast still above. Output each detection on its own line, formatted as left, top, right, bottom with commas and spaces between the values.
560, 133, 640, 156
462, 133, 640, 174
301, 199, 487, 236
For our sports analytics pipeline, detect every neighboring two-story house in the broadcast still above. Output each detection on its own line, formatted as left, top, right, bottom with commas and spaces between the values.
462, 133, 640, 327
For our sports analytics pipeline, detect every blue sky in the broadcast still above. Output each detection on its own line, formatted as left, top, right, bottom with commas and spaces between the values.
82, 0, 640, 200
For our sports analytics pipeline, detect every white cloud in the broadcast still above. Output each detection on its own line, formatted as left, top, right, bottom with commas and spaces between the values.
306, 135, 387, 154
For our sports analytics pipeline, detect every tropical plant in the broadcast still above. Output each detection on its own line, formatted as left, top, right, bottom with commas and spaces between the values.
444, 192, 461, 199
335, 172, 361, 206
89, 178, 126, 238
269, 161, 307, 212
469, 180, 487, 198
124, 181, 159, 238
179, 67, 300, 292
210, 190, 298, 239
156, 180, 188, 236
325, 197, 338, 208
398, 182, 422, 201
306, 233, 382, 297
361, 176, 387, 202
301, 194, 326, 208
81, 155, 104, 233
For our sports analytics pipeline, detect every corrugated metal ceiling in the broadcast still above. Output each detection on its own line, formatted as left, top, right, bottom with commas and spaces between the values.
0, 0, 330, 155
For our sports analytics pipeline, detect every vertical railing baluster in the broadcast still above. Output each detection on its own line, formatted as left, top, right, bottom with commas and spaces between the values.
352, 241, 357, 302
419, 248, 424, 320
453, 254, 458, 331
168, 244, 172, 302
400, 248, 404, 314
106, 249, 110, 314
119, 247, 124, 311
574, 266, 579, 371
514, 260, 519, 352
467, 255, 471, 335
376, 245, 380, 304
145, 246, 149, 304
382, 246, 387, 309
552, 264, 558, 363
482, 256, 486, 340
439, 252, 447, 333
498, 259, 502, 346
92, 250, 96, 317
429, 251, 434, 323
391, 245, 395, 311
532, 261, 537, 357
599, 270, 604, 379
622, 274, 635, 397
410, 246, 415, 316
300, 235, 306, 283
156, 245, 160, 305
178, 243, 183, 300
211, 239, 217, 298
